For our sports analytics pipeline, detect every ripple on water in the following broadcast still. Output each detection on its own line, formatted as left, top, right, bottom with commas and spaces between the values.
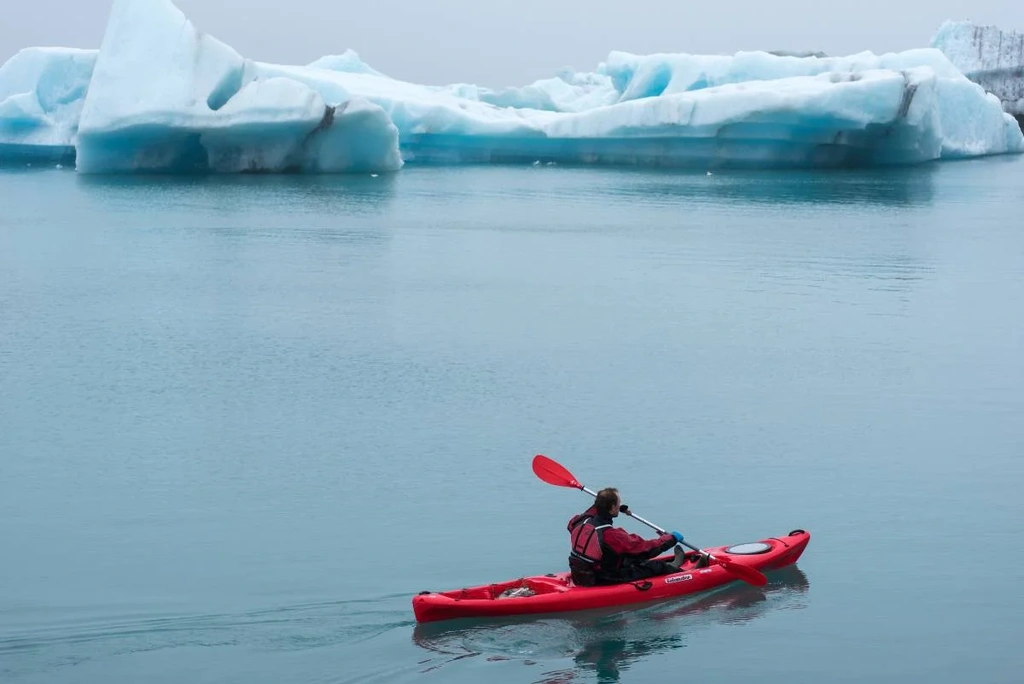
0, 594, 416, 680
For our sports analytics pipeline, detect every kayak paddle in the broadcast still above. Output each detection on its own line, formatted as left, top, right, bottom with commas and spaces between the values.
531, 453, 768, 587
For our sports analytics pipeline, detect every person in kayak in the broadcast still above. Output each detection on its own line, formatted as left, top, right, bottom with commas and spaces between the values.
567, 487, 687, 587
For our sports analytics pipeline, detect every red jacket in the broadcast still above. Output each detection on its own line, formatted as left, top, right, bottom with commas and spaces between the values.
569, 506, 675, 560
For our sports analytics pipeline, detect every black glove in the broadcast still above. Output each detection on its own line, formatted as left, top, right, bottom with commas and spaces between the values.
620, 504, 630, 514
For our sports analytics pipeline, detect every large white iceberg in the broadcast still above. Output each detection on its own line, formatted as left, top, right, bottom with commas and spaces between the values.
73, 0, 401, 173
1, 0, 1021, 172
265, 46, 1020, 167
931, 20, 1024, 120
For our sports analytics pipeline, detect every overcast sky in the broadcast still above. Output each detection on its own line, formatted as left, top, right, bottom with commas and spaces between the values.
2, 0, 1022, 87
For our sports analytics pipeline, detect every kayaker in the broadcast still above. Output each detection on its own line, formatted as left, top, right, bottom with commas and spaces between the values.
567, 487, 687, 586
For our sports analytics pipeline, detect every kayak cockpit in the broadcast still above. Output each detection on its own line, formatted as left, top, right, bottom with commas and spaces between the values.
433, 574, 571, 601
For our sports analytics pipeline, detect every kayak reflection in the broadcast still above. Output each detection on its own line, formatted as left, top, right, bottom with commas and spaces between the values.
411, 566, 809, 681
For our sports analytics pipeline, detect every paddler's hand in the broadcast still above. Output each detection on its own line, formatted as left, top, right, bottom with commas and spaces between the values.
619, 504, 630, 515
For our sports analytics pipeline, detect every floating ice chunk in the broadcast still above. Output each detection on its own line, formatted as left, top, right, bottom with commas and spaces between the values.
262, 42, 1022, 166
255, 53, 1022, 167
0, 47, 96, 163
74, 0, 401, 173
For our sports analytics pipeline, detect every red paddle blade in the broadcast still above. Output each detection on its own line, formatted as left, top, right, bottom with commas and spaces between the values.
532, 454, 582, 489
718, 558, 769, 587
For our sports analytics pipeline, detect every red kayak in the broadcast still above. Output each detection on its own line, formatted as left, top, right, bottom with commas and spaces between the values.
412, 528, 809, 623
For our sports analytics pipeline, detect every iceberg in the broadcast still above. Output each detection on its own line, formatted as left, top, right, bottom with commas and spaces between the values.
1, 0, 1021, 173
73, 0, 401, 173
255, 46, 1023, 167
931, 20, 1024, 123
0, 47, 96, 164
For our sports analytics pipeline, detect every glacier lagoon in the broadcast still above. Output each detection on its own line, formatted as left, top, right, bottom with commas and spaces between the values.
1, 0, 1022, 173
3, 3, 1023, 682
2, 155, 1024, 684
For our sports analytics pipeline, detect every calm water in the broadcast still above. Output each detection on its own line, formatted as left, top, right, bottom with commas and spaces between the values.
1, 158, 1022, 684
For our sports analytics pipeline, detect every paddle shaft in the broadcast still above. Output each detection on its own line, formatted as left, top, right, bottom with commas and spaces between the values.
577, 481, 729, 565
576, 484, 720, 561
626, 510, 708, 557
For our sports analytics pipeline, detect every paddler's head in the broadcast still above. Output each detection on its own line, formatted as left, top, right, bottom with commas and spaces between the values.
595, 488, 621, 517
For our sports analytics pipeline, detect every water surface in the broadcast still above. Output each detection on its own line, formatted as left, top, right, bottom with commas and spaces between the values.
1, 158, 1022, 683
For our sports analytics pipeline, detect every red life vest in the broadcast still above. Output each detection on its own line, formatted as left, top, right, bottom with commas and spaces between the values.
567, 512, 611, 585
